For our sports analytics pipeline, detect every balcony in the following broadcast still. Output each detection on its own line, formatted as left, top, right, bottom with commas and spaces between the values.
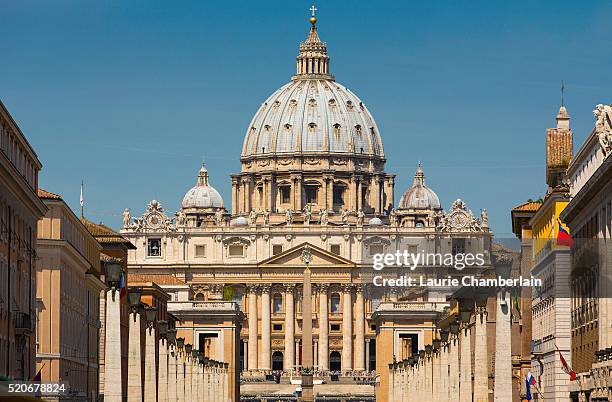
14, 312, 32, 335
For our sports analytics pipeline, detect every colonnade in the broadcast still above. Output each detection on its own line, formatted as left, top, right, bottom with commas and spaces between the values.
242, 283, 367, 372
388, 293, 512, 401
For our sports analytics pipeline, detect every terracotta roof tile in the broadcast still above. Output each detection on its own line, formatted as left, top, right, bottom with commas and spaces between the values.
37, 188, 62, 199
512, 201, 542, 212
80, 218, 136, 249
100, 252, 123, 263
128, 273, 186, 286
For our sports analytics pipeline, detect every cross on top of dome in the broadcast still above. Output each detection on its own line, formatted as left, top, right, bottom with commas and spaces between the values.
294, 5, 333, 80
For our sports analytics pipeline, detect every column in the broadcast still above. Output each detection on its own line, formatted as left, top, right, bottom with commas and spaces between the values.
355, 285, 365, 371
318, 284, 329, 370
494, 290, 512, 401
439, 343, 449, 402
474, 308, 488, 402
203, 363, 210, 402
459, 323, 472, 402
342, 285, 353, 371
231, 177, 238, 215
365, 340, 371, 371
432, 349, 440, 402
168, 345, 177, 402
313, 340, 318, 368
247, 285, 259, 371
144, 324, 157, 402
197, 362, 203, 402
357, 177, 363, 211
185, 354, 192, 402
243, 340, 248, 371
449, 332, 460, 402
370, 175, 381, 213
261, 285, 271, 370
295, 340, 300, 368
103, 290, 122, 402
223, 364, 229, 402
284, 284, 295, 371
127, 311, 142, 402
158, 338, 168, 402
177, 352, 185, 402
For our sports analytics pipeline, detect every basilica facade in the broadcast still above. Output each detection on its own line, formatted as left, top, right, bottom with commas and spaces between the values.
121, 15, 493, 400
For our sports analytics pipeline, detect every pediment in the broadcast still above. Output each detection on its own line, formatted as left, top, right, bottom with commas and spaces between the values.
259, 242, 355, 268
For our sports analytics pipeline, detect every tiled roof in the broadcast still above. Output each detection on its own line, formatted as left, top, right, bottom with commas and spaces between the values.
80, 218, 136, 249
129, 273, 187, 286
512, 201, 542, 212
37, 188, 62, 199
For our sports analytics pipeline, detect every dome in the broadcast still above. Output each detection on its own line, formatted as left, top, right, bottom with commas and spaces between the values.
181, 165, 224, 210
240, 17, 384, 161
398, 164, 441, 210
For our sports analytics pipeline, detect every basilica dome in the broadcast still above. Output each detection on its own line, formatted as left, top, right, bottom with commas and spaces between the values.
398, 164, 441, 210
241, 17, 384, 161
181, 165, 224, 210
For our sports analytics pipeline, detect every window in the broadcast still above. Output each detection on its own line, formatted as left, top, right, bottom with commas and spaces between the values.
305, 185, 318, 204
333, 187, 344, 209
330, 293, 340, 313
371, 324, 377, 331
330, 244, 340, 255
452, 238, 466, 255
195, 245, 206, 257
280, 186, 290, 204
273, 293, 283, 313
147, 238, 161, 257
369, 244, 383, 256
229, 244, 244, 257
194, 293, 205, 301
408, 245, 418, 255
330, 324, 340, 331
273, 324, 283, 331
272, 245, 283, 256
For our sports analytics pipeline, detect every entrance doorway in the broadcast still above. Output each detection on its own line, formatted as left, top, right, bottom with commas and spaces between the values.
272, 351, 284, 371
329, 351, 341, 371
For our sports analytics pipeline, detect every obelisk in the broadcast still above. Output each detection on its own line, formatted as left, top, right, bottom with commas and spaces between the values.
301, 246, 314, 402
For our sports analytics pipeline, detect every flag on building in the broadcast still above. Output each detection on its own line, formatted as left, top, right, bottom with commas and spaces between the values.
525, 372, 536, 401
118, 270, 127, 298
556, 345, 576, 381
556, 219, 574, 248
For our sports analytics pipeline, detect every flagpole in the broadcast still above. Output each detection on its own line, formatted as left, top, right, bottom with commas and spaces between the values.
80, 180, 84, 218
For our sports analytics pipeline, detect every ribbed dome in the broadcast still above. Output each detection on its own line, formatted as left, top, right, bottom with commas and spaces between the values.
181, 165, 224, 210
398, 164, 441, 210
241, 17, 384, 160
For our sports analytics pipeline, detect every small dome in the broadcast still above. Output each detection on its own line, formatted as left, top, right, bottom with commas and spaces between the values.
181, 165, 224, 210
231, 216, 248, 227
398, 164, 441, 210
369, 217, 383, 226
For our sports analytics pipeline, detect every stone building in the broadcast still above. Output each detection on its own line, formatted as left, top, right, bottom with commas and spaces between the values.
562, 102, 612, 400
0, 101, 47, 380
36, 189, 106, 400
121, 14, 493, 401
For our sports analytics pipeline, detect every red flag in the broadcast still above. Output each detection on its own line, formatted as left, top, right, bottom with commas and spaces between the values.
556, 220, 574, 248
31, 366, 42, 382
556, 346, 576, 381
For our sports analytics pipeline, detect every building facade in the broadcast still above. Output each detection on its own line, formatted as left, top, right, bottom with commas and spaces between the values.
562, 102, 612, 400
121, 15, 493, 400
0, 101, 47, 380
36, 189, 106, 400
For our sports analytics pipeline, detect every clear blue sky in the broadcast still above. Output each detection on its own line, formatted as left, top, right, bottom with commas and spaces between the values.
2, 0, 611, 238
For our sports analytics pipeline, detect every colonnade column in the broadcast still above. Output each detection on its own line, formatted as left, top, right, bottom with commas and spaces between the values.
158, 335, 168, 402
341, 284, 353, 371
168, 343, 177, 402
439, 337, 449, 402
261, 284, 271, 370
318, 284, 329, 370
494, 290, 512, 401
365, 339, 371, 371
247, 285, 259, 371
143, 307, 157, 402
185, 349, 193, 402
284, 284, 295, 371
474, 305, 488, 402
449, 324, 460, 402
103, 289, 122, 402
177, 348, 185, 402
432, 347, 441, 402
459, 320, 472, 402
355, 285, 365, 371
127, 309, 142, 402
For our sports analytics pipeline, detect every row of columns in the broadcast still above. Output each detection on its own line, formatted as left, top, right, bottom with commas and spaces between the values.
388, 292, 512, 401
231, 173, 394, 215
243, 283, 367, 372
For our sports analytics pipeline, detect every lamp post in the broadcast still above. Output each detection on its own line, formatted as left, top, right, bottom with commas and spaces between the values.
102, 262, 123, 402
127, 288, 142, 402
143, 306, 158, 402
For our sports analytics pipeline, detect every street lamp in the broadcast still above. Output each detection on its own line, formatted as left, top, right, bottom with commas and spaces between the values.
128, 288, 142, 313
104, 262, 122, 297
177, 337, 185, 350
158, 320, 168, 339
144, 306, 157, 327
440, 329, 449, 343
449, 321, 460, 336
167, 329, 177, 345
433, 339, 441, 350
185, 344, 193, 355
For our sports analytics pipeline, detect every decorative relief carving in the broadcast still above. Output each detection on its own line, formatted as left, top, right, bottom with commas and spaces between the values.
436, 199, 484, 233
127, 200, 175, 232
594, 104, 612, 157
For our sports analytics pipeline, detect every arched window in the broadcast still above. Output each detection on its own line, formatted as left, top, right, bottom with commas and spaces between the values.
194, 292, 205, 301
330, 293, 341, 313
273, 293, 283, 313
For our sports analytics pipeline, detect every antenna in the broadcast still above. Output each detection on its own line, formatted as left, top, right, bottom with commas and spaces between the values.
561, 80, 565, 107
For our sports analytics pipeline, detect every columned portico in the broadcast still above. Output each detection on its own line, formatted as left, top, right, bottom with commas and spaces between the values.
284, 284, 296, 371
